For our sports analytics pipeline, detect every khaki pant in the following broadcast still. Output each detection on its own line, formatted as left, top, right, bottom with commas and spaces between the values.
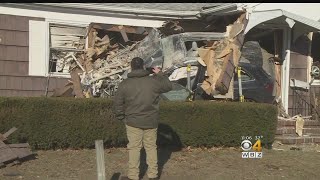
126, 125, 158, 180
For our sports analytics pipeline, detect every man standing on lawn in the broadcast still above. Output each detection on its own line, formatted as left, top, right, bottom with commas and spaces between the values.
114, 57, 173, 180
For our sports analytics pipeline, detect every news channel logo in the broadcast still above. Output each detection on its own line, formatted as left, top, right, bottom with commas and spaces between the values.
241, 136, 263, 159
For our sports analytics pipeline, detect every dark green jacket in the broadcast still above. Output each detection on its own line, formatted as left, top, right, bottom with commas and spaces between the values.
113, 69, 173, 129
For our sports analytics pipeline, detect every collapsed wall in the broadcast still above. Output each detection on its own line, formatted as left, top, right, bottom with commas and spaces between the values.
52, 14, 248, 99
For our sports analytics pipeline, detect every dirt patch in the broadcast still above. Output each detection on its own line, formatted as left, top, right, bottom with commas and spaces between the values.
0, 147, 320, 180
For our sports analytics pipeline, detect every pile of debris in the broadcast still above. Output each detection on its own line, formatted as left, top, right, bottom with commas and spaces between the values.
0, 127, 34, 168
80, 25, 164, 98
52, 23, 166, 98
51, 14, 248, 99
195, 13, 248, 96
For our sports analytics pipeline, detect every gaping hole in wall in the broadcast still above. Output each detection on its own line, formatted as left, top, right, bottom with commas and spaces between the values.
52, 14, 257, 101
85, 24, 160, 98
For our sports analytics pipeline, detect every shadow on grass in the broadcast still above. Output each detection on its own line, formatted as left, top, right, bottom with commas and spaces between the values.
110, 172, 121, 180
1, 152, 37, 170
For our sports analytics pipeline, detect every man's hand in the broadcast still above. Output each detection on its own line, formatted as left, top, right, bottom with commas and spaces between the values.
152, 67, 161, 74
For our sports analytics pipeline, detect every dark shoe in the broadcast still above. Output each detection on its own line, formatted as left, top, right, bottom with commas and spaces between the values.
120, 176, 136, 180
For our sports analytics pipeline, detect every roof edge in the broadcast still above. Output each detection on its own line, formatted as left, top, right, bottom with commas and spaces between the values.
3, 3, 225, 20
197, 3, 240, 17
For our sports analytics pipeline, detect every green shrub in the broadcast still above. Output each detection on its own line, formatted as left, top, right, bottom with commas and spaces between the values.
0, 97, 277, 150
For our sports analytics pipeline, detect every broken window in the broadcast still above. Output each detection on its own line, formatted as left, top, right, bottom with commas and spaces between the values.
48, 23, 87, 74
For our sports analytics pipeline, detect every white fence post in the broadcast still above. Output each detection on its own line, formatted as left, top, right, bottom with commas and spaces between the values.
95, 140, 106, 180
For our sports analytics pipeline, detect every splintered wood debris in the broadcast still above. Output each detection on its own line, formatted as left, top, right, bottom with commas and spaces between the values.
198, 13, 248, 95
0, 127, 35, 168
51, 23, 153, 98
52, 15, 250, 98
49, 24, 86, 74
158, 20, 184, 36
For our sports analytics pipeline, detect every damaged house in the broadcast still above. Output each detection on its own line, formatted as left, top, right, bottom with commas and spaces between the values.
0, 3, 240, 99
1, 3, 320, 117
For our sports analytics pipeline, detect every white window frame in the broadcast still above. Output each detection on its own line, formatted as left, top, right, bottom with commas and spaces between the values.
45, 19, 89, 78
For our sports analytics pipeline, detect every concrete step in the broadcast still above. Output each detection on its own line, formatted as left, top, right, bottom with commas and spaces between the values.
276, 127, 320, 135
275, 135, 320, 144
277, 119, 320, 127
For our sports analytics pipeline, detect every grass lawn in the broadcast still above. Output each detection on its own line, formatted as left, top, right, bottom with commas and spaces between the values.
1, 143, 320, 180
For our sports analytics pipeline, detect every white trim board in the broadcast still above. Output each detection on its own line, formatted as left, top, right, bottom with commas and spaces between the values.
0, 6, 165, 28
29, 19, 87, 78
29, 20, 47, 77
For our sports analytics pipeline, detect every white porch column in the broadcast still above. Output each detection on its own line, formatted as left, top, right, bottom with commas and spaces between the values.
307, 32, 314, 83
282, 18, 295, 114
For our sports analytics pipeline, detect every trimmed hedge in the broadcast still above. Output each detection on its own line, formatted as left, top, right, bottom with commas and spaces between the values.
0, 97, 278, 150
